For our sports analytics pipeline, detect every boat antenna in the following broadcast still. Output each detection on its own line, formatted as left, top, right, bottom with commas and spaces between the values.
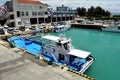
59, 34, 65, 38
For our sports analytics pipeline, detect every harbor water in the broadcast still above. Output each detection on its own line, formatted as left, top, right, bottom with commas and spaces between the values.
30, 28, 120, 80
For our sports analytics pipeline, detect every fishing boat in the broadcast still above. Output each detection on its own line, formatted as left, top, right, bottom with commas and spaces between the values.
101, 22, 120, 32
52, 22, 71, 32
40, 34, 94, 73
8, 34, 94, 73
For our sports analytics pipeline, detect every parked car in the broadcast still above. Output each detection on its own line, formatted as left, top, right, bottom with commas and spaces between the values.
7, 28, 14, 34
4, 25, 9, 29
14, 28, 19, 32
38, 24, 46, 29
29, 26, 36, 30
19, 26, 25, 31
0, 27, 5, 35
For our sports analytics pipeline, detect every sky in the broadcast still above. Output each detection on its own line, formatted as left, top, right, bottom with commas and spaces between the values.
0, 0, 120, 14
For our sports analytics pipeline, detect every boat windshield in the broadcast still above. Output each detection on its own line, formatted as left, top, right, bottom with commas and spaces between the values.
40, 38, 56, 46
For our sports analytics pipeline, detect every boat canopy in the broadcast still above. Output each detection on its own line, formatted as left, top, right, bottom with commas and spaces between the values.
68, 49, 91, 58
42, 35, 59, 42
42, 35, 71, 44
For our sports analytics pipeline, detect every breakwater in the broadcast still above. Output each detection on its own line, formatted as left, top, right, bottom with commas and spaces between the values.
71, 23, 103, 29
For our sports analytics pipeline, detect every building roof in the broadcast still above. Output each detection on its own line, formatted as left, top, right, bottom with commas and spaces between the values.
18, 0, 43, 4
68, 49, 91, 58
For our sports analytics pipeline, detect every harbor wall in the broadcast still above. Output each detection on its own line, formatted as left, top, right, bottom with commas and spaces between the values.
71, 23, 103, 30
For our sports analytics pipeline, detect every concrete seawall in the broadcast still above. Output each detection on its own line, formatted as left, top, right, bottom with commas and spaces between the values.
71, 23, 103, 30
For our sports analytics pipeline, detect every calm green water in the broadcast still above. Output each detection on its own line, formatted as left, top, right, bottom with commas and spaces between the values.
31, 28, 120, 80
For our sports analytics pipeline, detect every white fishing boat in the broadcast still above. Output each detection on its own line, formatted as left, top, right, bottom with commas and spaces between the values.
101, 22, 120, 32
41, 34, 94, 73
53, 22, 71, 32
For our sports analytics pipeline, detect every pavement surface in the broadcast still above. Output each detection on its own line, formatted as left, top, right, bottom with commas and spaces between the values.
0, 45, 89, 80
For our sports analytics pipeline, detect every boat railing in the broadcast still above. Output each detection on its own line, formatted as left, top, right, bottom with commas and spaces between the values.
80, 57, 94, 73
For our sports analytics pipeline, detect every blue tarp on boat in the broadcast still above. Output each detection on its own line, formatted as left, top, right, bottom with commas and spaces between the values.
8, 36, 42, 56
8, 36, 25, 48
25, 42, 41, 55
8, 36, 22, 41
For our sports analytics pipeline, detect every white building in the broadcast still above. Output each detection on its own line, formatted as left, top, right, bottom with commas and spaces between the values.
1, 1, 76, 28
48, 5, 76, 22
4, 0, 48, 28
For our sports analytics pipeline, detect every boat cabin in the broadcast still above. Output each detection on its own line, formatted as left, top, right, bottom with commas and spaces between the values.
54, 25, 65, 32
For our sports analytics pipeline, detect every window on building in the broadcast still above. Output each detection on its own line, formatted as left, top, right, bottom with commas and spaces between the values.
38, 12, 44, 15
16, 6, 19, 10
45, 12, 48, 15
62, 8, 65, 11
39, 6, 42, 9
18, 22, 21, 25
26, 12, 29, 16
35, 6, 39, 9
32, 12, 37, 16
21, 12, 24, 16
10, 14, 14, 19
17, 11, 20, 17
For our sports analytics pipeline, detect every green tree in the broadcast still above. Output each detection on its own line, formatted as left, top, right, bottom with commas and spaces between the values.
94, 6, 103, 17
76, 6, 111, 18
105, 10, 111, 17
87, 6, 95, 17
77, 7, 81, 16
77, 7, 86, 16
